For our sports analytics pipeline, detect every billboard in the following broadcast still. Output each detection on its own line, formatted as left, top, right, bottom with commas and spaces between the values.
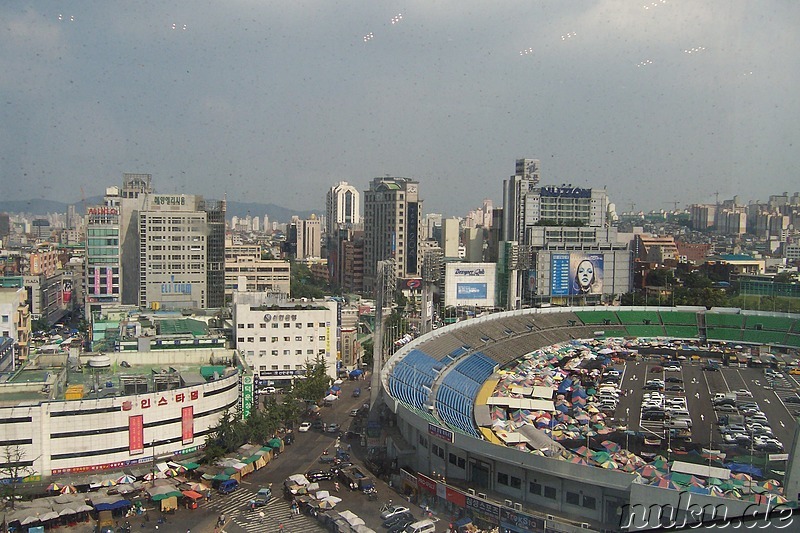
551, 253, 604, 295
457, 283, 487, 299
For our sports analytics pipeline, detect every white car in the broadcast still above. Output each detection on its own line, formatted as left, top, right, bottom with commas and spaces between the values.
735, 389, 752, 397
664, 366, 681, 372
380, 505, 411, 520
298, 422, 312, 432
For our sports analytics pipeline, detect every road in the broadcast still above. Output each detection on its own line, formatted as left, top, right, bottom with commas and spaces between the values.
69, 375, 430, 533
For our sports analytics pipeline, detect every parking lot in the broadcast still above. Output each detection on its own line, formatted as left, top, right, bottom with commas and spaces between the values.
610, 354, 800, 455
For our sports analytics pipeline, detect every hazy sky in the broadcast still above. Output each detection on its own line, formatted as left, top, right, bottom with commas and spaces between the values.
2, 1, 798, 216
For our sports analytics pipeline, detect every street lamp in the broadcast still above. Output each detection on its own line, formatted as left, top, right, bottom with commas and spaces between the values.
625, 408, 630, 451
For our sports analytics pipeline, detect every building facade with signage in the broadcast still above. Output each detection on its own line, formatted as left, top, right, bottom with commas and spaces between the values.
443, 263, 497, 308
0, 348, 241, 478
85, 202, 122, 316
232, 292, 339, 386
136, 194, 226, 310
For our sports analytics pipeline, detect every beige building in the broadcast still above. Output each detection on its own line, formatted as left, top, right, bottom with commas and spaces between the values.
224, 239, 291, 301
0, 287, 31, 365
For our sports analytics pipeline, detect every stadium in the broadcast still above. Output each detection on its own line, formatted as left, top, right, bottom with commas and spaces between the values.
379, 306, 800, 531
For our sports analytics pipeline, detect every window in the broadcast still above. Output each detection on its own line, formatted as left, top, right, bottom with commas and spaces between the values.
283, 349, 290, 355
296, 323, 302, 329
566, 492, 580, 505
237, 337, 245, 343
271, 350, 278, 356
529, 482, 542, 496
318, 335, 325, 341
283, 323, 290, 328
544, 486, 556, 500
318, 322, 325, 327
307, 322, 314, 327
295, 336, 302, 341
271, 365, 278, 370
307, 349, 314, 354
247, 323, 254, 328
259, 350, 266, 357
295, 350, 302, 355
283, 365, 290, 370
284, 336, 290, 342
418, 435, 427, 448
497, 473, 509, 486
259, 337, 266, 342
510, 476, 521, 490
431, 444, 444, 459
272, 337, 278, 342
583, 495, 596, 510
247, 337, 254, 342
272, 323, 279, 329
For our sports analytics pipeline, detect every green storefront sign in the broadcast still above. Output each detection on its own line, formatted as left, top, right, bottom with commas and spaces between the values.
242, 375, 254, 419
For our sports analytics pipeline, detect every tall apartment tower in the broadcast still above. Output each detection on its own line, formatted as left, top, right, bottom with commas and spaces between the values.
363, 177, 422, 294
502, 159, 540, 243
326, 181, 361, 235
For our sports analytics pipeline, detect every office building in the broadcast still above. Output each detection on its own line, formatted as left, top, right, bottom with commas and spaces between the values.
363, 177, 422, 294
326, 181, 361, 235
135, 193, 225, 310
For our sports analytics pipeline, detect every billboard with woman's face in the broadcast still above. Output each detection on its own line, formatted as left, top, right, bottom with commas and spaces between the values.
551, 253, 604, 295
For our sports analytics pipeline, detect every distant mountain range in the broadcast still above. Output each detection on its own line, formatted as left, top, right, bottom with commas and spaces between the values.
0, 198, 318, 223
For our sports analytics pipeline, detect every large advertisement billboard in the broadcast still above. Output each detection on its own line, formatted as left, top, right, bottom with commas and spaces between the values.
456, 283, 487, 299
551, 253, 604, 295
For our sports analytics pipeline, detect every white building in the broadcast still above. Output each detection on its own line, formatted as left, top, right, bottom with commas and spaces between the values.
444, 263, 497, 308
326, 181, 361, 235
232, 292, 338, 387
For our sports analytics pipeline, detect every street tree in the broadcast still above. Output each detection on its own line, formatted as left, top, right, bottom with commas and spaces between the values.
0, 445, 37, 509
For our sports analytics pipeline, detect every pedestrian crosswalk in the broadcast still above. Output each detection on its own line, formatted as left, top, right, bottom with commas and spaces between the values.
205, 486, 325, 532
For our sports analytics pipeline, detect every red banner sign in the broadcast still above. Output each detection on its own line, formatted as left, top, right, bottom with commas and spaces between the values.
94, 268, 101, 295
182, 406, 194, 445
129, 415, 144, 455
106, 267, 113, 295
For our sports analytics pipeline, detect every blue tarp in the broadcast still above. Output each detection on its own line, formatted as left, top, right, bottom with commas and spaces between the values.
725, 463, 763, 477
349, 369, 363, 377
94, 499, 132, 511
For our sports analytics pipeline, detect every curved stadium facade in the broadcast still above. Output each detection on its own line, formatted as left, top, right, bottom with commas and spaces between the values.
380, 306, 800, 531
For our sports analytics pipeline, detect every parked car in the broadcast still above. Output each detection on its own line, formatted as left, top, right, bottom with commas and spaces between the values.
311, 420, 324, 431
327, 423, 341, 433
381, 505, 411, 521
735, 389, 753, 397
383, 511, 415, 528
666, 377, 683, 383
306, 470, 333, 482
702, 364, 720, 371
783, 396, 800, 404
298, 422, 312, 432
650, 366, 663, 373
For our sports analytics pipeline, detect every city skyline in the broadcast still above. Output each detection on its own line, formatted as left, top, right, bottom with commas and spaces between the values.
2, 2, 798, 216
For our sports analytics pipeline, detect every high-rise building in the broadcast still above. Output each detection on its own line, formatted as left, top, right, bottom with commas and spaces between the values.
502, 159, 540, 243
85, 188, 122, 315
326, 181, 361, 235
119, 173, 153, 305
363, 177, 422, 293
441, 218, 461, 259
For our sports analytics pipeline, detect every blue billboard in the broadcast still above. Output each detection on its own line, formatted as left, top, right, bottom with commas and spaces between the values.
551, 253, 604, 295
457, 283, 487, 299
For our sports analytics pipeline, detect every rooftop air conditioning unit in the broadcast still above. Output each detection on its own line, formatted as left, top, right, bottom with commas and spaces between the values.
514, 503, 522, 511
546, 515, 555, 522
478, 493, 487, 499
467, 488, 476, 495
504, 499, 512, 507
581, 523, 590, 529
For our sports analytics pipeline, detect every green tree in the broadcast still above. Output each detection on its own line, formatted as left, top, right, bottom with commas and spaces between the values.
361, 338, 374, 368
291, 356, 332, 404
646, 268, 675, 287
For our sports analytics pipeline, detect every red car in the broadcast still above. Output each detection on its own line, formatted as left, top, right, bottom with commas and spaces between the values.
650, 366, 663, 373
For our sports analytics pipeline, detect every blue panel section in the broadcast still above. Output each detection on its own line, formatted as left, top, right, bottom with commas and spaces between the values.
456, 283, 487, 299
551, 254, 570, 296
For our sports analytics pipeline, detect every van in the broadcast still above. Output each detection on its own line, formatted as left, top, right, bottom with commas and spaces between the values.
218, 479, 239, 494
665, 419, 691, 429
404, 519, 437, 533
